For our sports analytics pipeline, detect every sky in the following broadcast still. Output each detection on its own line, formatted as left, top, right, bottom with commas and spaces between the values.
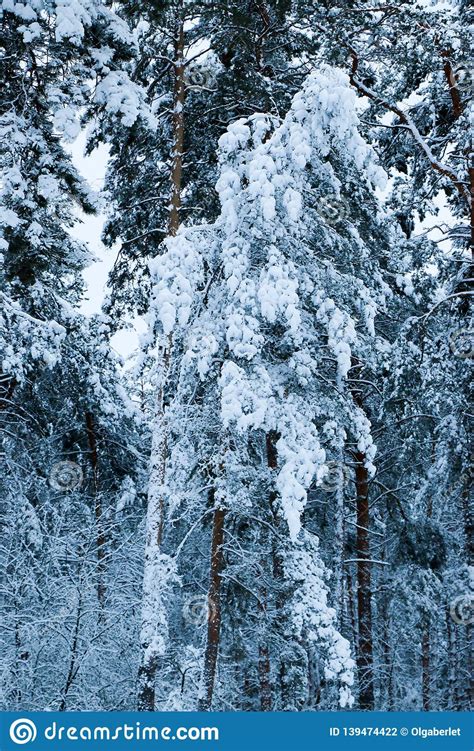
67, 133, 145, 361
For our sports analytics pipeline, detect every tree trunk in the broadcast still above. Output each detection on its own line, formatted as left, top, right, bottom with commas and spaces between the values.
263, 431, 280, 707
334, 445, 345, 629
198, 505, 226, 710
137, 15, 186, 711
137, 343, 171, 711
446, 608, 456, 710
258, 592, 272, 711
168, 22, 186, 237
350, 357, 375, 710
355, 450, 375, 710
85, 412, 106, 610
59, 593, 82, 711
440, 52, 463, 119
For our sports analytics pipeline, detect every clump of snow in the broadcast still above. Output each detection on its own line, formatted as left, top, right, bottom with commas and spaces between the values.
285, 533, 355, 707
53, 106, 81, 142
149, 232, 204, 336
55, 0, 94, 44
94, 71, 157, 129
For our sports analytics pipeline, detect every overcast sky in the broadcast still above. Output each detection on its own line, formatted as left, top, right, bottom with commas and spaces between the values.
68, 133, 144, 360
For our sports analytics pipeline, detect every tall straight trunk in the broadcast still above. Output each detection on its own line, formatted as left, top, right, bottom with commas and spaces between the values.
137, 341, 172, 710
137, 16, 185, 711
446, 609, 456, 710
334, 445, 345, 629
261, 431, 280, 708
198, 504, 226, 710
420, 489, 434, 710
350, 358, 375, 710
354, 450, 375, 709
258, 593, 272, 711
380, 543, 392, 710
346, 570, 358, 656
168, 22, 186, 237
85, 412, 106, 610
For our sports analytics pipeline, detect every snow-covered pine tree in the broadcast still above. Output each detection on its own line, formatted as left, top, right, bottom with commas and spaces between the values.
102, 0, 320, 322
1, 0, 470, 714
145, 65, 400, 710
303, 0, 472, 710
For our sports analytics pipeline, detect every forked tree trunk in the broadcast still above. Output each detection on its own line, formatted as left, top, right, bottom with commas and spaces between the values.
137, 15, 185, 711
198, 504, 226, 710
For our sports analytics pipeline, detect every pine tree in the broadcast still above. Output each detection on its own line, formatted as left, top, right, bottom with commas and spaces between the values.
146, 65, 402, 709
1, 0, 149, 709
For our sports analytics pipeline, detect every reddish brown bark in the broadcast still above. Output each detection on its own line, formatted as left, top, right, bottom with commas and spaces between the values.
168, 22, 186, 237
137, 15, 186, 711
198, 505, 226, 711
441, 55, 463, 119
354, 450, 375, 710
461, 473, 474, 708
258, 592, 272, 711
